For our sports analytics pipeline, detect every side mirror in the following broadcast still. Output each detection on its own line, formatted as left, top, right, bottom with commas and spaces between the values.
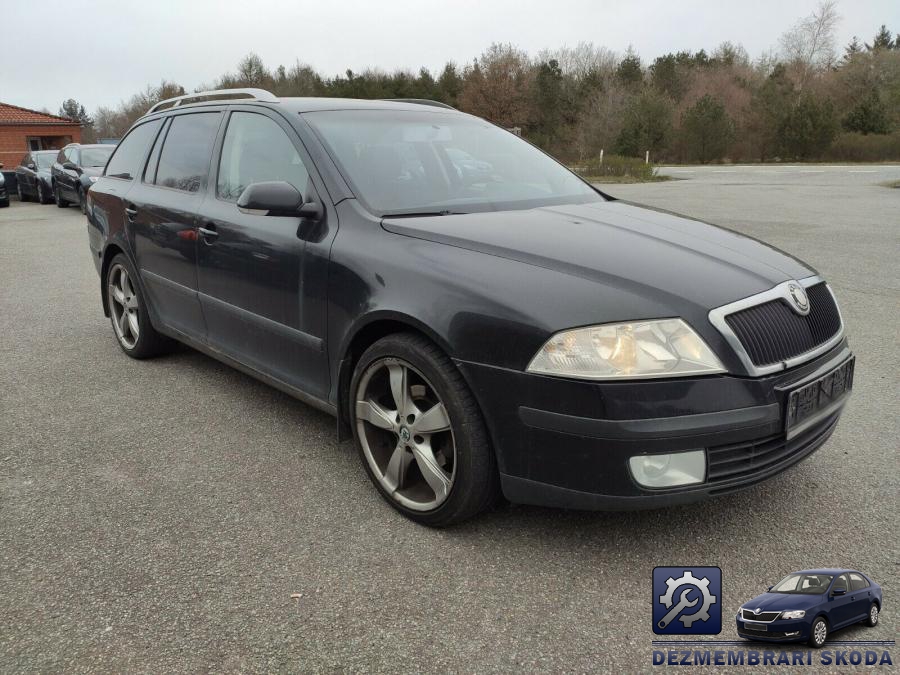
63, 161, 79, 172
27, 163, 36, 171
237, 181, 322, 220
832, 587, 847, 596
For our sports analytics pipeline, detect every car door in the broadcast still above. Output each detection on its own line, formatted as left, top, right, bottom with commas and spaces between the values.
826, 574, 856, 628
126, 112, 223, 341
847, 573, 873, 623
195, 108, 330, 399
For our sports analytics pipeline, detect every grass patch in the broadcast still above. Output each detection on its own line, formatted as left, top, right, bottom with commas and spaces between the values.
572, 154, 667, 183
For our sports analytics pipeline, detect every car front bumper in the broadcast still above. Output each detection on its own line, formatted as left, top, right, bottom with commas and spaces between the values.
736, 617, 810, 642
457, 340, 853, 510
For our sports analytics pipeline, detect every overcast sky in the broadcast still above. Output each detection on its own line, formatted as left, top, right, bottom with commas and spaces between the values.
3, 0, 897, 114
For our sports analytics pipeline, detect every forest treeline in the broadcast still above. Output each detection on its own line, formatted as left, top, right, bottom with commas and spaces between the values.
65, 3, 899, 164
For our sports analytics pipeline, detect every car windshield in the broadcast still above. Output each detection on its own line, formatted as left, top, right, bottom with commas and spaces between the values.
81, 147, 114, 167
770, 574, 834, 594
305, 109, 602, 216
35, 153, 56, 169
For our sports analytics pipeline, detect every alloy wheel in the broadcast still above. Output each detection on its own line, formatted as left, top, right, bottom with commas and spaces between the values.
870, 605, 878, 625
17, 184, 24, 201
37, 183, 45, 203
813, 620, 827, 646
355, 358, 456, 511
107, 263, 140, 349
79, 188, 86, 214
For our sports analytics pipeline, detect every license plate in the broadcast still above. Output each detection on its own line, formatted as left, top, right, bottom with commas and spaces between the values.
785, 357, 854, 438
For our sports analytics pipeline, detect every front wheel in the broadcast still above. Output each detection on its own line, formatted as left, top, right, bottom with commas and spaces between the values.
105, 254, 175, 358
78, 187, 87, 215
350, 333, 499, 527
808, 617, 828, 648
54, 184, 68, 208
17, 183, 29, 202
37, 182, 50, 204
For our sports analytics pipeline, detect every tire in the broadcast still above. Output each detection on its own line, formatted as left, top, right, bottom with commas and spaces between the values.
350, 332, 499, 527
78, 186, 86, 215
866, 602, 879, 627
54, 184, 68, 208
0, 199, 8, 208
105, 253, 175, 359
17, 183, 29, 202
808, 616, 828, 648
37, 182, 50, 205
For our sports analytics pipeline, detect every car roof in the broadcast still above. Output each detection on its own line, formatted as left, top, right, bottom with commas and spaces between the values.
139, 97, 466, 123
792, 568, 858, 575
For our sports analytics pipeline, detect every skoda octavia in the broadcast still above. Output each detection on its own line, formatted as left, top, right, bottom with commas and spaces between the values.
86, 89, 855, 526
737, 569, 882, 647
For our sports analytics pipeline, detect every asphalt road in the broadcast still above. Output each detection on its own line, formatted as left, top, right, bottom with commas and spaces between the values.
1, 167, 898, 673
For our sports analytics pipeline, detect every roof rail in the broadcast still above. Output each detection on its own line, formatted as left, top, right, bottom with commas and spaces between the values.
147, 88, 278, 115
383, 98, 456, 110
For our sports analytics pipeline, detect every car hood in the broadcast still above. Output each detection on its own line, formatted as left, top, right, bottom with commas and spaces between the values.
743, 592, 824, 612
382, 200, 814, 310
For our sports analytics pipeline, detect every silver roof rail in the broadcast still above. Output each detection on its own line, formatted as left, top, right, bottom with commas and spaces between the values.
147, 88, 278, 114
383, 98, 456, 110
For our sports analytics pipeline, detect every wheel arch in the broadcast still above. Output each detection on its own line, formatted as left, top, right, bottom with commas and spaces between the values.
99, 243, 127, 317
334, 312, 456, 439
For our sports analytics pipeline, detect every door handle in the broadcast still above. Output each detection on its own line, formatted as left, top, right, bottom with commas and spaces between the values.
198, 225, 219, 243
124, 205, 137, 221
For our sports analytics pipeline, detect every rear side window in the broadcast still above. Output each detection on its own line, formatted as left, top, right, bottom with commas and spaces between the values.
154, 113, 221, 193
849, 573, 869, 591
105, 120, 162, 180
216, 112, 310, 202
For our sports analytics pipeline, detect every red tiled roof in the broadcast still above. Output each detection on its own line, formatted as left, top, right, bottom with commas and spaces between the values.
0, 102, 81, 126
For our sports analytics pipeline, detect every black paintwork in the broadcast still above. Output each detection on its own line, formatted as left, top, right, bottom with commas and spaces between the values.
51, 143, 114, 205
86, 98, 852, 509
15, 150, 56, 202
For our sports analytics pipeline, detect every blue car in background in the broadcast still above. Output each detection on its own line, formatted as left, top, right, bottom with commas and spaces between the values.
736, 569, 882, 647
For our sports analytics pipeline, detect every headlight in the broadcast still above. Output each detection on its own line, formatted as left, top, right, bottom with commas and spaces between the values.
780, 610, 806, 620
527, 319, 725, 380
88, 176, 99, 183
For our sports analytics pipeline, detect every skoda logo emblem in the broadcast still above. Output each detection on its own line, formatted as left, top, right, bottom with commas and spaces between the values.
754, 608, 763, 615
399, 427, 411, 443
787, 282, 810, 316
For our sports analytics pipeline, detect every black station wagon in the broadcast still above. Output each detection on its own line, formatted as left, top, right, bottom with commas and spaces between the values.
86, 89, 854, 526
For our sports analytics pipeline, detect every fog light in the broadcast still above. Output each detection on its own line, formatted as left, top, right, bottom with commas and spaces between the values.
785, 631, 800, 637
629, 450, 706, 488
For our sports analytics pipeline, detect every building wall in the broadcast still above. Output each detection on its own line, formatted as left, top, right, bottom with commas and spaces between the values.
0, 125, 82, 169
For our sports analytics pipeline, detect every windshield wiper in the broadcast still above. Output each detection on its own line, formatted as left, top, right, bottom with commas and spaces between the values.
381, 209, 467, 218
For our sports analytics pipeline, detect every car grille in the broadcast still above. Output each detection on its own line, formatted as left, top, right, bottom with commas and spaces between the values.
707, 412, 839, 484
742, 609, 781, 622
724, 283, 841, 367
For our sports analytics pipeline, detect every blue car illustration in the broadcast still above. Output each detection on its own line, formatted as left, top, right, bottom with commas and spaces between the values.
736, 569, 883, 648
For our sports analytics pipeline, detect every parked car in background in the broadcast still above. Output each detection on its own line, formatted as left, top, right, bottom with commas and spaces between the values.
15, 150, 57, 204
737, 569, 883, 647
0, 168, 8, 207
51, 143, 115, 213
86, 89, 854, 526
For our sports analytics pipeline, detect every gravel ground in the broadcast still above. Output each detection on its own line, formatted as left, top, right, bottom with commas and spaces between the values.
1, 166, 898, 673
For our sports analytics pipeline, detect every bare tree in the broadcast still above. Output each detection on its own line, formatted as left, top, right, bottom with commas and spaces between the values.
779, 0, 841, 88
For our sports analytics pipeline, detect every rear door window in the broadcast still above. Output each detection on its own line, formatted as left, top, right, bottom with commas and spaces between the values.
105, 119, 162, 180
154, 113, 221, 193
849, 573, 869, 591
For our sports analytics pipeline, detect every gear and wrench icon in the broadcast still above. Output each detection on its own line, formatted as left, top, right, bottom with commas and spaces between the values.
659, 570, 717, 628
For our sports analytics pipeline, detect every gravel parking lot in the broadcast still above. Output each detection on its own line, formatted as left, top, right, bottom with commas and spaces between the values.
1, 166, 898, 672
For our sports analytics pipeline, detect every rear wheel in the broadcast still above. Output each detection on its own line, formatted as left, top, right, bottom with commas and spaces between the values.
54, 184, 68, 208
105, 253, 175, 358
350, 333, 499, 527
808, 617, 828, 648
866, 603, 879, 627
